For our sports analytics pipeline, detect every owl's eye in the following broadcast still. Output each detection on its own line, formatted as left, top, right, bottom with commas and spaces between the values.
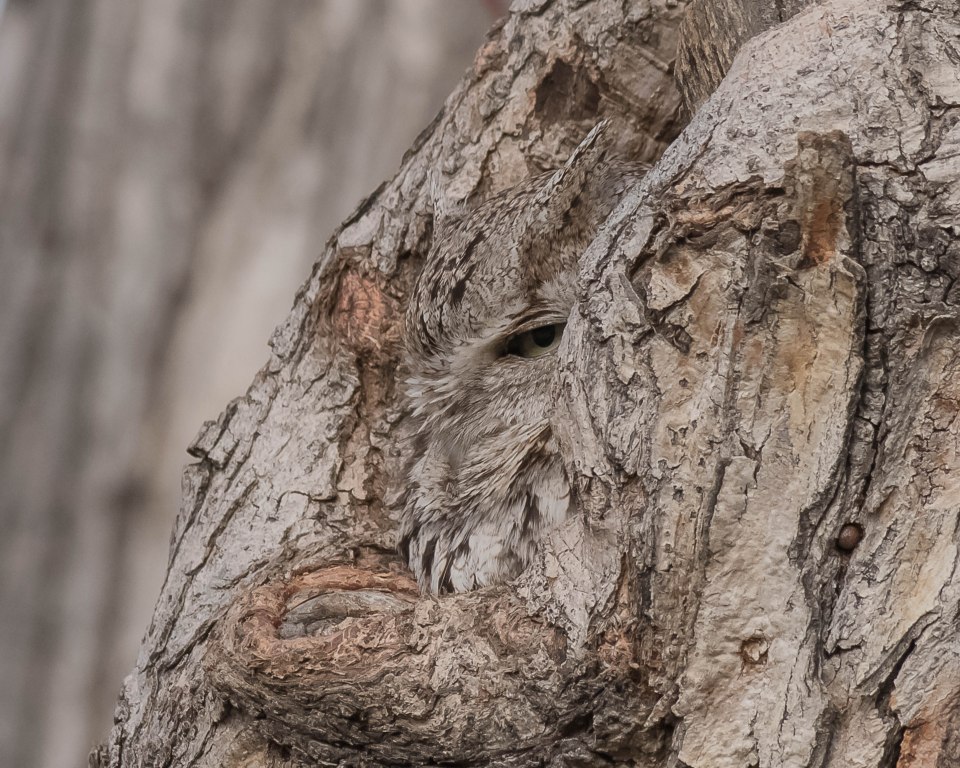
504, 323, 566, 359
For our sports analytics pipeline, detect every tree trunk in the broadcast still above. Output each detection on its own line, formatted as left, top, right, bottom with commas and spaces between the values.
0, 2, 488, 767
95, 0, 960, 766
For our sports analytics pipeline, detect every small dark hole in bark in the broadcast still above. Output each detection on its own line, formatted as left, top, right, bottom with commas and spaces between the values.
775, 219, 802, 254
836, 523, 864, 552
559, 710, 594, 737
534, 60, 600, 125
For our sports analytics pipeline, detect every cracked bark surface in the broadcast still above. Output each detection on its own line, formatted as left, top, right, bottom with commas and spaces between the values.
95, 0, 960, 766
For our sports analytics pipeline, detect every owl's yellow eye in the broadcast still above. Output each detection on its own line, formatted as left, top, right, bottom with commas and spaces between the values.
504, 323, 565, 359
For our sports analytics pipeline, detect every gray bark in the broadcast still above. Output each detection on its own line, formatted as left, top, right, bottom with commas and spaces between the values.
0, 2, 488, 767
674, 0, 812, 114
96, 0, 960, 766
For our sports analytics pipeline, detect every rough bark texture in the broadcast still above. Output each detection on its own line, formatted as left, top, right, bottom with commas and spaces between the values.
674, 0, 812, 114
0, 2, 488, 767
97, 0, 960, 766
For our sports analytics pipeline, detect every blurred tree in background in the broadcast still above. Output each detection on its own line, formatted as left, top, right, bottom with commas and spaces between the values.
0, 2, 491, 766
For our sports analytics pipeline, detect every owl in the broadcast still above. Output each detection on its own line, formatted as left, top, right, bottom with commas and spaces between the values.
399, 124, 638, 593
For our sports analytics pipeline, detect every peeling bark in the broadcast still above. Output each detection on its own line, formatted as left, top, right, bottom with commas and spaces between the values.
96, 0, 960, 766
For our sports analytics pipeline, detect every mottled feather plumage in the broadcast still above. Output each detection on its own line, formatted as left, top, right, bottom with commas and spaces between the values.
399, 124, 639, 593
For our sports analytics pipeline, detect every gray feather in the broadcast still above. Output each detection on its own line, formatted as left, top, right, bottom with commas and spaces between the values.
399, 128, 642, 593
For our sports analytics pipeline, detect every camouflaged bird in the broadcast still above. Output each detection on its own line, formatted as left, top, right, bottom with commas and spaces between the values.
399, 123, 640, 593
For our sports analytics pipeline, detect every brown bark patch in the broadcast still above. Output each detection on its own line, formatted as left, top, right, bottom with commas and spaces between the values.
788, 131, 857, 270
799, 196, 842, 268
897, 719, 949, 768
332, 270, 400, 358
217, 564, 419, 679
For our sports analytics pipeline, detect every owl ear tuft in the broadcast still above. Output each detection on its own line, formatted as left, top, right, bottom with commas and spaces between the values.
534, 120, 613, 213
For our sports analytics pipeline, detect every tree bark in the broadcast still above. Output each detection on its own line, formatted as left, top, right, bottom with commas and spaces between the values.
95, 0, 960, 766
673, 0, 812, 114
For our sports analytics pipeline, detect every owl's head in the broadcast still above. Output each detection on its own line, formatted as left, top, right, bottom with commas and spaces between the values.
406, 123, 633, 425
400, 123, 638, 592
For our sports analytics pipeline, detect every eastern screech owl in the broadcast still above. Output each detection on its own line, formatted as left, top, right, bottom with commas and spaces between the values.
399, 124, 637, 593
